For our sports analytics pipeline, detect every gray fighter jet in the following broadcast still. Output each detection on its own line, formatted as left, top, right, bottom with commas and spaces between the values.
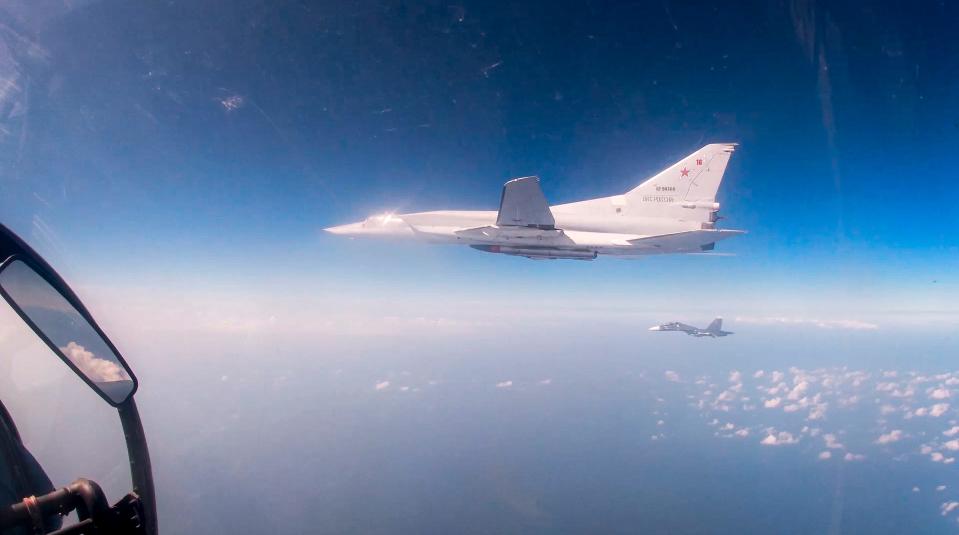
648, 317, 733, 337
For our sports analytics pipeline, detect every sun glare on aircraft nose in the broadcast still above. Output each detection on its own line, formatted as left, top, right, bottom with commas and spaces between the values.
324, 223, 359, 235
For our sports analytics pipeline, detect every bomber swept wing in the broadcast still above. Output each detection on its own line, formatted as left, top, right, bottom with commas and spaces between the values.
451, 176, 594, 259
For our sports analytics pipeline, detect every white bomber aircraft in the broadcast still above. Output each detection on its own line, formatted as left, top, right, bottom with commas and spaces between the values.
325, 143, 745, 260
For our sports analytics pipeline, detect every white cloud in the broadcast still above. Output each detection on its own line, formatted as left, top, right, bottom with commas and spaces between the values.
943, 440, 959, 451
931, 452, 945, 462
844, 453, 866, 462
664, 370, 681, 382
807, 405, 827, 420
761, 430, 798, 446
876, 430, 904, 445
539, 378, 552, 385
891, 387, 915, 398
818, 451, 832, 460
787, 381, 809, 401
734, 428, 749, 437
59, 342, 129, 383
941, 502, 959, 516
764, 397, 782, 409
930, 388, 952, 400
876, 382, 897, 392
937, 485, 947, 491
374, 380, 390, 391
838, 395, 860, 407
930, 403, 951, 417
496, 380, 513, 388
729, 371, 742, 383
944, 426, 959, 437
753, 370, 765, 379
823, 434, 844, 449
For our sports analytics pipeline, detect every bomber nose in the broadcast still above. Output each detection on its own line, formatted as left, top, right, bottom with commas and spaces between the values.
324, 222, 361, 235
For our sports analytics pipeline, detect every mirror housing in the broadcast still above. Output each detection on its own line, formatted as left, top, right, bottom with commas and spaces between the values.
0, 256, 137, 405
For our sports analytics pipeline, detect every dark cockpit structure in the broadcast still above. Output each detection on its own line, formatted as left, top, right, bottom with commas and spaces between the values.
0, 224, 156, 535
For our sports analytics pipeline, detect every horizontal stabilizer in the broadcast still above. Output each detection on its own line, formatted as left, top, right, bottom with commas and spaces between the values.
628, 229, 744, 251
496, 176, 555, 229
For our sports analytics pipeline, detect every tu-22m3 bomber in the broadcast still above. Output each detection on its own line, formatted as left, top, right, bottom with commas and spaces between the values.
326, 144, 745, 260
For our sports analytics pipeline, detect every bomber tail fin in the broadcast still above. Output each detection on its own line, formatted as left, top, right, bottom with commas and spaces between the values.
624, 143, 737, 222
626, 143, 736, 202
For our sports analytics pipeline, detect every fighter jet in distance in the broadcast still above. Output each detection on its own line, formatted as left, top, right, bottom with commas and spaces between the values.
326, 144, 745, 260
649, 318, 733, 337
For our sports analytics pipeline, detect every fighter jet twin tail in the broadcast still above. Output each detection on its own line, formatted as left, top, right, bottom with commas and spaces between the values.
326, 144, 745, 260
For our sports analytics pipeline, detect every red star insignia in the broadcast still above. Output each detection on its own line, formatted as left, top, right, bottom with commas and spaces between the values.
680, 167, 690, 177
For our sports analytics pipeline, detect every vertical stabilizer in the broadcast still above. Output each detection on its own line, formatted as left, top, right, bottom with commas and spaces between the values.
706, 317, 723, 333
624, 143, 736, 221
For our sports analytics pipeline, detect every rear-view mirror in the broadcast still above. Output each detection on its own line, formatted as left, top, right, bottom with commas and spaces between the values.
0, 257, 136, 405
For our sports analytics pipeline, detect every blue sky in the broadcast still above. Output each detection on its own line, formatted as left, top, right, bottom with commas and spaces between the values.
0, 0, 955, 327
